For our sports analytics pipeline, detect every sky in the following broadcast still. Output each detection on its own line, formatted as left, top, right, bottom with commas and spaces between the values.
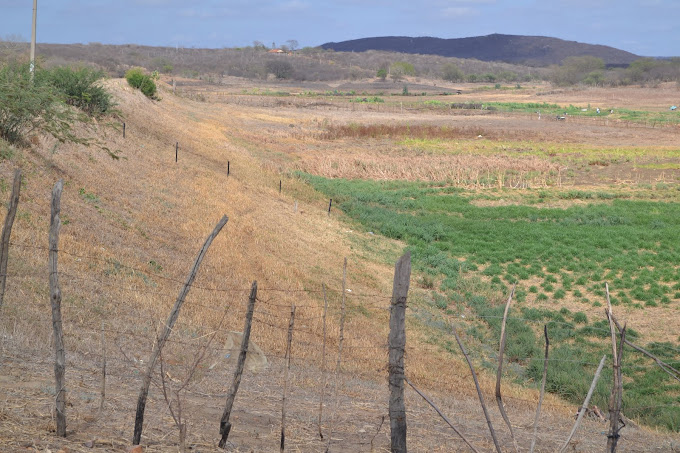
1, 0, 678, 57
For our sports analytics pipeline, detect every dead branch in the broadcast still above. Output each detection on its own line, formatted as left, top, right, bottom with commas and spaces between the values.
558, 355, 607, 453
530, 325, 549, 453
452, 323, 502, 453
405, 377, 480, 453
495, 284, 518, 452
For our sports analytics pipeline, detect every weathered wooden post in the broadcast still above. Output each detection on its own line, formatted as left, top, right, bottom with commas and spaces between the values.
175, 142, 179, 162
132, 215, 229, 446
123, 122, 126, 138
327, 199, 332, 215
0, 169, 21, 313
219, 281, 257, 448
388, 252, 411, 453
606, 284, 625, 453
280, 304, 296, 452
49, 179, 66, 437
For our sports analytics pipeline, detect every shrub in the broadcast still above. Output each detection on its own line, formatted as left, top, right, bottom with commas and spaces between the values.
0, 61, 81, 146
441, 63, 463, 82
125, 68, 157, 98
265, 60, 294, 79
39, 66, 113, 116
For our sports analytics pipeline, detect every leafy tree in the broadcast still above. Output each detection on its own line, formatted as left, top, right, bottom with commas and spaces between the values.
551, 56, 605, 86
390, 61, 415, 81
265, 59, 294, 79
441, 62, 463, 82
377, 68, 387, 80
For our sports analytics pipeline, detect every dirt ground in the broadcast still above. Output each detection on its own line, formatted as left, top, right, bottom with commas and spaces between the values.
2, 342, 678, 453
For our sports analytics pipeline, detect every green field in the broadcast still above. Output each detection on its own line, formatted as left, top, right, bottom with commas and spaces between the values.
301, 174, 680, 431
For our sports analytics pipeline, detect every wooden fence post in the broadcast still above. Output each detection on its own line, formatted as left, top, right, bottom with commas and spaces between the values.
0, 168, 21, 313
49, 179, 66, 437
132, 215, 229, 446
175, 142, 179, 162
388, 252, 411, 453
123, 122, 126, 138
327, 259, 348, 452
99, 321, 106, 414
280, 304, 296, 452
318, 284, 329, 439
606, 284, 625, 453
219, 281, 257, 448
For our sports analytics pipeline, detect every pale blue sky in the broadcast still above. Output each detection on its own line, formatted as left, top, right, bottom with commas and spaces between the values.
1, 0, 678, 56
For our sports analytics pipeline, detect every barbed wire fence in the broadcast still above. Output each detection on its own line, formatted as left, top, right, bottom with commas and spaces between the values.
0, 171, 678, 452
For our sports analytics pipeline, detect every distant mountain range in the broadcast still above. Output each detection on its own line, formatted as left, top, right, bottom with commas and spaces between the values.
321, 34, 640, 67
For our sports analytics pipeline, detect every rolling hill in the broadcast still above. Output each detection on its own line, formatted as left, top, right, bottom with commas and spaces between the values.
321, 34, 641, 67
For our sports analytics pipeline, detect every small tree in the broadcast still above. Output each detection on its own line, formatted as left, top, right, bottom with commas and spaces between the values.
390, 61, 415, 81
286, 39, 299, 51
265, 59, 294, 79
441, 63, 463, 82
377, 68, 387, 81
551, 56, 605, 86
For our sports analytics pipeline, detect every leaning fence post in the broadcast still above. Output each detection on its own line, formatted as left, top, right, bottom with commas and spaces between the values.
132, 215, 229, 446
0, 168, 21, 313
49, 179, 66, 437
388, 252, 411, 453
219, 281, 257, 448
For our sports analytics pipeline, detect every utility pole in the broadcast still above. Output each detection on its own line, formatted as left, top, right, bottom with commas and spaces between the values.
30, 0, 37, 80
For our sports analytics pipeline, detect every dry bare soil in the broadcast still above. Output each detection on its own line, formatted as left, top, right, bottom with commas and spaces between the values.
0, 78, 679, 452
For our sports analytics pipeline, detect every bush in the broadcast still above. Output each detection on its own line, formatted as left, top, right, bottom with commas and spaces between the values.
0, 61, 81, 146
441, 63, 463, 82
39, 66, 113, 116
265, 60, 294, 79
125, 68, 157, 98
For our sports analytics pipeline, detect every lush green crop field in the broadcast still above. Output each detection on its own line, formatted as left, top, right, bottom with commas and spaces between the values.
301, 174, 680, 430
